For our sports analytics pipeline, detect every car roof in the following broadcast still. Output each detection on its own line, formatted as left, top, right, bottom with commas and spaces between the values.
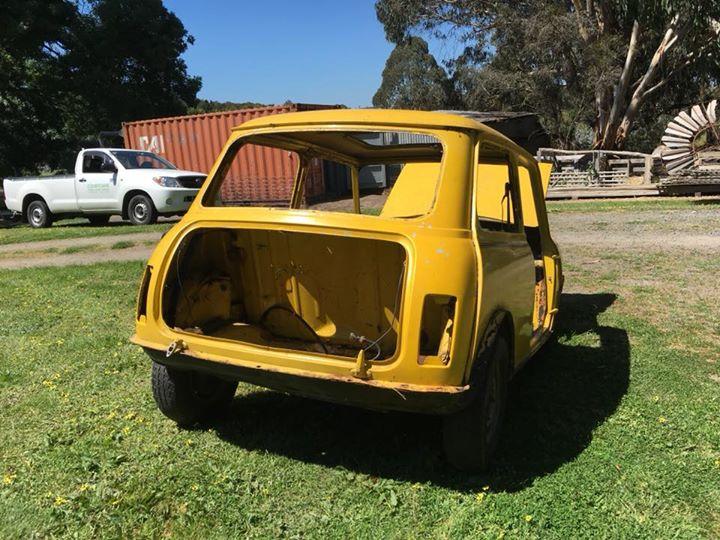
233, 109, 498, 133
83, 148, 154, 152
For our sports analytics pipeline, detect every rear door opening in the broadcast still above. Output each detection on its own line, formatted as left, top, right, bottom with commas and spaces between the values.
162, 229, 407, 360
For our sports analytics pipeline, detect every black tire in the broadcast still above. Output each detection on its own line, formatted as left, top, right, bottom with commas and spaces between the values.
26, 199, 53, 228
87, 214, 110, 226
443, 333, 510, 471
151, 362, 238, 426
127, 194, 157, 225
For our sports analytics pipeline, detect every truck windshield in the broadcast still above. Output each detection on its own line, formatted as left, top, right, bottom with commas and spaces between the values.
110, 150, 176, 170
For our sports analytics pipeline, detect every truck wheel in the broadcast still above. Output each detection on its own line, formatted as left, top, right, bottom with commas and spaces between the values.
87, 215, 110, 226
443, 334, 510, 471
26, 200, 53, 228
127, 194, 157, 225
151, 362, 238, 426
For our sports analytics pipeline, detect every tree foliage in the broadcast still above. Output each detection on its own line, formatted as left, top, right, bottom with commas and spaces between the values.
188, 100, 267, 114
375, 0, 720, 151
0, 0, 200, 176
373, 37, 457, 110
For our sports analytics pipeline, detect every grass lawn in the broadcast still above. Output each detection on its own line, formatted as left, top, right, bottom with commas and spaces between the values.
1, 212, 719, 537
0, 219, 174, 246
1, 198, 718, 247
546, 196, 720, 213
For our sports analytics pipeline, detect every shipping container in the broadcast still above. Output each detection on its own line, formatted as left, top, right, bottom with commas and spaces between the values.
121, 103, 341, 204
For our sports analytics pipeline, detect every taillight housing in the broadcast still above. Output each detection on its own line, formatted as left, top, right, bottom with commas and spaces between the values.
136, 265, 152, 319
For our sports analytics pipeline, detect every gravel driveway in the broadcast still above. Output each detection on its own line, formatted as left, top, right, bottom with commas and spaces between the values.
1, 205, 717, 269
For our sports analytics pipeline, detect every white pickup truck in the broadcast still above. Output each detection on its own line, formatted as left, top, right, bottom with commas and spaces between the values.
2, 149, 205, 227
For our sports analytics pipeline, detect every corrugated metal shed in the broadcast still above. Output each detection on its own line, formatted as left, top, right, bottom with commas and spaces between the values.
438, 111, 550, 154
121, 103, 341, 203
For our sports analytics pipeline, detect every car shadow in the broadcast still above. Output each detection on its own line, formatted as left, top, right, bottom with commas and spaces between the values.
691, 197, 720, 206
58, 217, 180, 229
211, 292, 629, 492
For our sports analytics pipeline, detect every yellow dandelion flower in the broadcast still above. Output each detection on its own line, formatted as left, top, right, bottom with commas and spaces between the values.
523, 515, 533, 523
475, 493, 485, 503
658, 416, 668, 424
3, 473, 16, 485
191, 484, 199, 491
122, 426, 131, 435
53, 496, 68, 506
185, 438, 194, 446
78, 483, 90, 492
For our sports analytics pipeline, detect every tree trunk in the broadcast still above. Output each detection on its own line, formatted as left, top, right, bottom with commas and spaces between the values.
594, 18, 680, 150
599, 21, 640, 149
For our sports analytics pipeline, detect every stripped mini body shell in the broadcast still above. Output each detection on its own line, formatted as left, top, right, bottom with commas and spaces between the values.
131, 109, 562, 416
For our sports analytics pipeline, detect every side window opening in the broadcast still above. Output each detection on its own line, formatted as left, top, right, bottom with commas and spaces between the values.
83, 152, 105, 174
476, 154, 521, 233
518, 164, 544, 260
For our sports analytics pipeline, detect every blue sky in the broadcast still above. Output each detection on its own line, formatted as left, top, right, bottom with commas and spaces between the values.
163, 0, 463, 107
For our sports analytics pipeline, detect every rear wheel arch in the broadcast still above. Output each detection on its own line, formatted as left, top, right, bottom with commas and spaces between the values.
468, 310, 515, 385
22, 193, 49, 218
444, 311, 513, 471
122, 189, 152, 220
22, 194, 53, 228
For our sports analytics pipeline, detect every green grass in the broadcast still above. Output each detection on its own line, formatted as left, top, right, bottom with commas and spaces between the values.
58, 244, 101, 255
110, 241, 136, 250
1, 229, 719, 537
0, 219, 174, 246
547, 196, 720, 213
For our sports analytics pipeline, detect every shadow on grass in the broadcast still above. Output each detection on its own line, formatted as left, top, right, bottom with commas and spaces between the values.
212, 293, 629, 492
56, 217, 179, 229
691, 197, 720, 206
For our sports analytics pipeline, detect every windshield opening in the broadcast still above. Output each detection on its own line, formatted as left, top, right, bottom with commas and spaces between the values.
111, 150, 177, 170
202, 130, 443, 218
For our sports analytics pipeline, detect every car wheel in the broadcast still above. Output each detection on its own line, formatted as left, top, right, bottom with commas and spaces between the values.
442, 333, 510, 471
151, 362, 238, 426
127, 194, 157, 225
87, 214, 110, 226
26, 200, 53, 228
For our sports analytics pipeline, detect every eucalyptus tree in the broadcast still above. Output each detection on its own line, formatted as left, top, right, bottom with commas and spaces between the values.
375, 0, 720, 150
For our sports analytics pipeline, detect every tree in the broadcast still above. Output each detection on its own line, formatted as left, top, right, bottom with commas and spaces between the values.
375, 0, 720, 150
62, 0, 201, 136
373, 36, 457, 110
0, 0, 78, 175
0, 0, 201, 176
188, 100, 267, 114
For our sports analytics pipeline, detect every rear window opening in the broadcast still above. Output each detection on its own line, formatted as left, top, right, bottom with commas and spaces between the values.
162, 228, 407, 360
202, 130, 443, 218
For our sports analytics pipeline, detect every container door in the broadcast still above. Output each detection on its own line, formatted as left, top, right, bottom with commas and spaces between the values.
77, 151, 119, 211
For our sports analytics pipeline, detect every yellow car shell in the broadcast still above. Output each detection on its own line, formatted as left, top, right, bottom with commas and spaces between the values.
131, 109, 562, 469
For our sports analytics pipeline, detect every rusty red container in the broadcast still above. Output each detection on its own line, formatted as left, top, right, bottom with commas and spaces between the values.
121, 103, 341, 203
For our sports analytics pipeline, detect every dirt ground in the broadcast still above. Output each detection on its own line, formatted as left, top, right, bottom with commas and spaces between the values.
0, 232, 162, 269
550, 207, 720, 250
1, 203, 718, 270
